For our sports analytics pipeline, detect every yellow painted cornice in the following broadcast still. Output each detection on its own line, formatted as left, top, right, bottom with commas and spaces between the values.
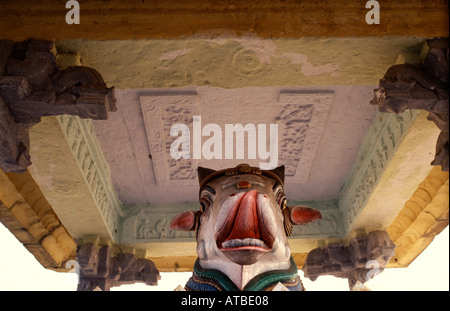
0, 168, 76, 270
388, 166, 449, 267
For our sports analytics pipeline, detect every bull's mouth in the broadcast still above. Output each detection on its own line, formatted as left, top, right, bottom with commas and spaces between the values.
215, 190, 275, 265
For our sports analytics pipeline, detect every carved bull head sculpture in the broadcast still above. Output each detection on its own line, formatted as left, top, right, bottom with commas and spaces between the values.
170, 163, 322, 291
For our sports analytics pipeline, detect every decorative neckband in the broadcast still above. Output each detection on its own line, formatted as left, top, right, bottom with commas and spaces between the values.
185, 256, 302, 291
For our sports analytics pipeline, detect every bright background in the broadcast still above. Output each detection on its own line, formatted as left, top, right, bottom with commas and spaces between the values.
0, 222, 448, 291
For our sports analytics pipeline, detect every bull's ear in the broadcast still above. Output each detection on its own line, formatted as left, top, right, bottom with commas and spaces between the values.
289, 206, 322, 225
170, 211, 199, 231
198, 166, 217, 186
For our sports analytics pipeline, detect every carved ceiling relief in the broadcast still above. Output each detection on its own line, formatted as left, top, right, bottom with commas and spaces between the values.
140, 93, 200, 186
139, 90, 334, 187
278, 91, 334, 182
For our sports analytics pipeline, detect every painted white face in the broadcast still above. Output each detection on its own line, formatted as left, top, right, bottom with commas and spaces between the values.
195, 173, 291, 266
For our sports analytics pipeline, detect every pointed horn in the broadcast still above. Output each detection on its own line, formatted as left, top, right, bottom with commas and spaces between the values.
198, 166, 218, 186
263, 165, 285, 187
271, 165, 285, 185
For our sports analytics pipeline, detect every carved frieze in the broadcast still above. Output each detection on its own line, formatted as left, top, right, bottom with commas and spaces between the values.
56, 114, 123, 241
338, 109, 418, 230
118, 200, 342, 243
120, 204, 199, 243
0, 39, 116, 173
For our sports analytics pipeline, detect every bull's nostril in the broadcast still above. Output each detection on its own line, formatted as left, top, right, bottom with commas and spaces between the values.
230, 193, 236, 196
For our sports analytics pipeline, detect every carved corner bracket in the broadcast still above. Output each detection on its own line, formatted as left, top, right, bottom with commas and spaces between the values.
76, 243, 160, 291
303, 230, 396, 290
0, 39, 116, 173
371, 37, 449, 171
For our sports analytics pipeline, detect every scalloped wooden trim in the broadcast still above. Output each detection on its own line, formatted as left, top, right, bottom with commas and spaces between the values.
0, 168, 77, 269
387, 166, 449, 267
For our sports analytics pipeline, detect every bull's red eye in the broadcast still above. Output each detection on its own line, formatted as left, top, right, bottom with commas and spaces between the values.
264, 195, 268, 198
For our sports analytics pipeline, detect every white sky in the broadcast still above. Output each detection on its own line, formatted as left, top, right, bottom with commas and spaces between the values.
0, 222, 448, 291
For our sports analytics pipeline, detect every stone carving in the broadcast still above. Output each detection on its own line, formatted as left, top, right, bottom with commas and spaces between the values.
161, 104, 198, 180
0, 39, 116, 173
303, 230, 396, 290
371, 37, 449, 171
278, 91, 334, 181
117, 202, 342, 243
76, 243, 160, 291
170, 163, 322, 291
135, 216, 195, 240
278, 103, 314, 176
338, 109, 418, 230
57, 114, 123, 241
231, 47, 268, 77
0, 97, 32, 172
140, 92, 200, 186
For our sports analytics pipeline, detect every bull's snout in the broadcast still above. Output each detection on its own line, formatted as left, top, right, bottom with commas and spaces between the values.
215, 190, 276, 265
222, 190, 260, 242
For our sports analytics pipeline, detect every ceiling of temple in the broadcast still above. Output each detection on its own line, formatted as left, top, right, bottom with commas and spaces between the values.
93, 85, 378, 205
75, 36, 425, 206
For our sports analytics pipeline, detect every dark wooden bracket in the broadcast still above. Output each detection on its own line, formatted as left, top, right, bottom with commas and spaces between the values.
371, 37, 449, 171
0, 39, 116, 173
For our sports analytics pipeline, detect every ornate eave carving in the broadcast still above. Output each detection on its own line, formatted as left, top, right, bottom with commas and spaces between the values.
338, 109, 419, 231
56, 114, 123, 239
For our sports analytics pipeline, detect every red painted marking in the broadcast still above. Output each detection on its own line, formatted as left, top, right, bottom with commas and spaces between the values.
237, 181, 251, 189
